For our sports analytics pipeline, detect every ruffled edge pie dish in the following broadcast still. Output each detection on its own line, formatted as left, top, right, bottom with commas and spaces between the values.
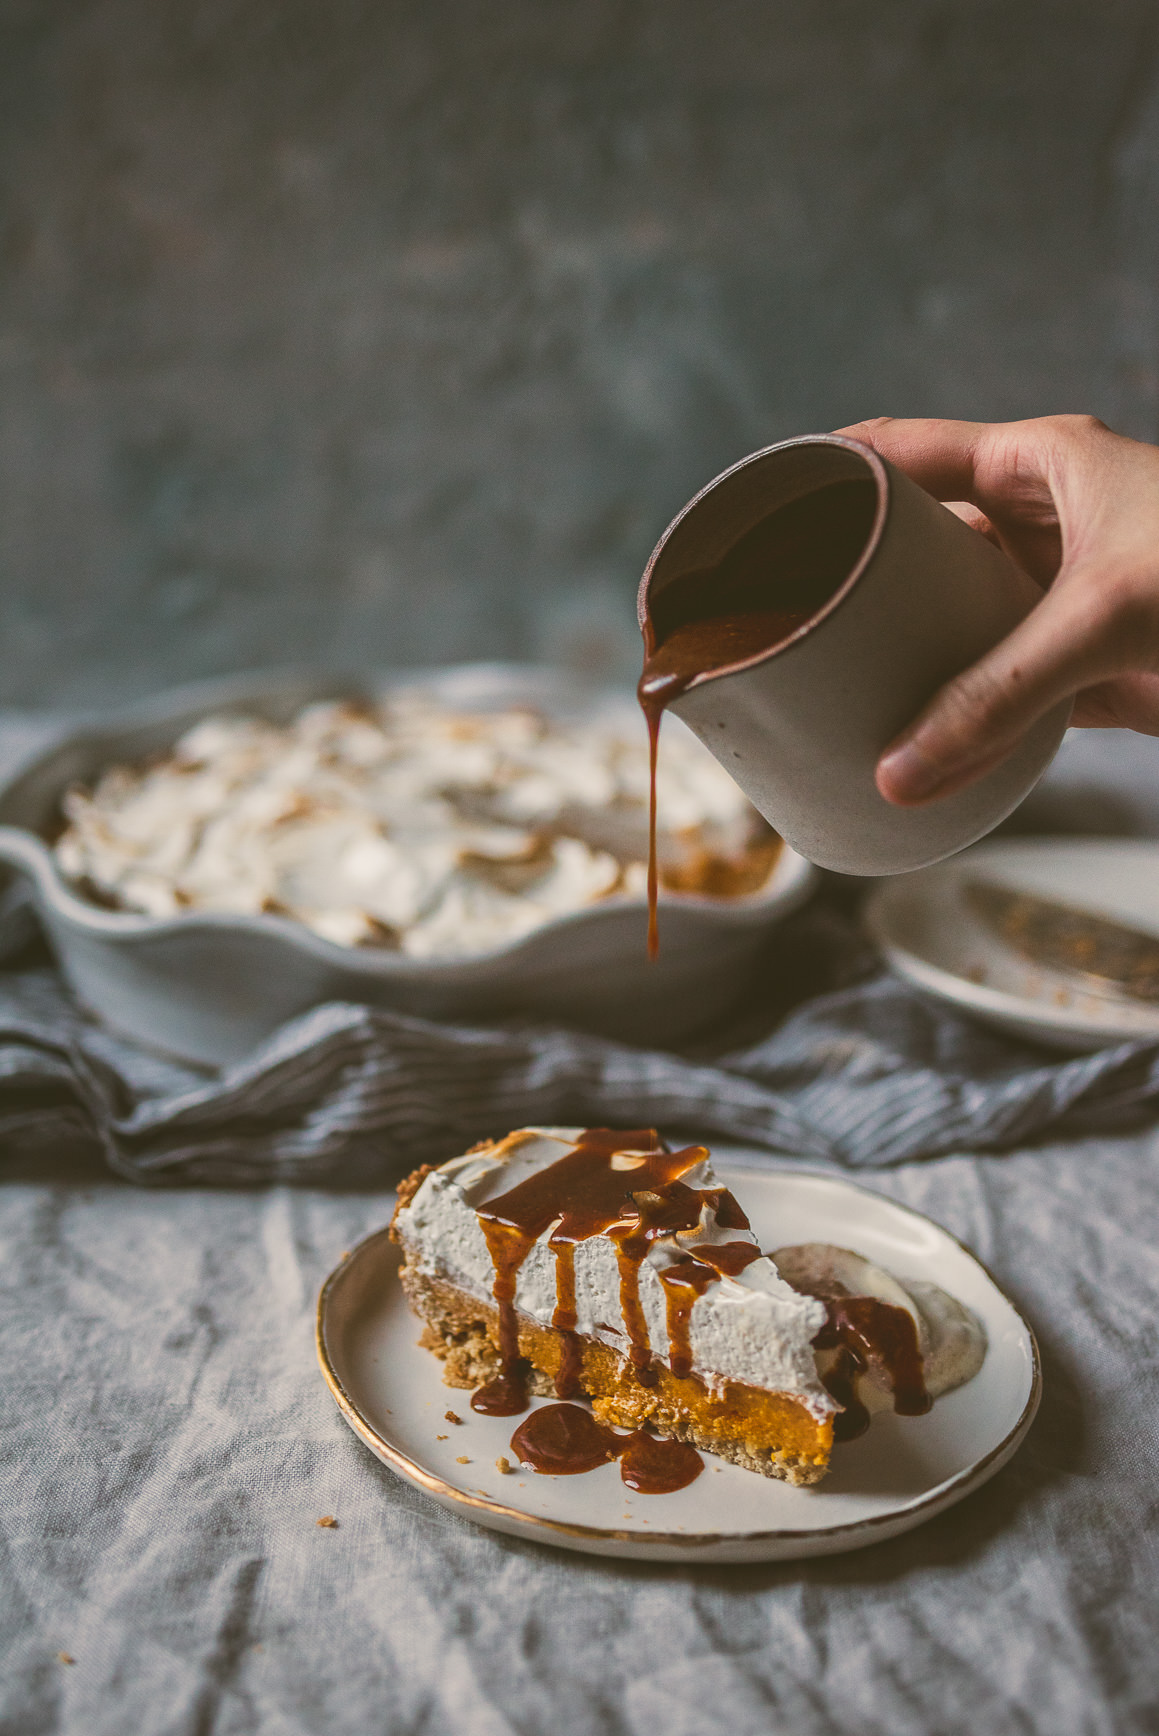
0, 665, 817, 1066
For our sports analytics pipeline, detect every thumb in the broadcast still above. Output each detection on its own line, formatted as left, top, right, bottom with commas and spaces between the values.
875, 574, 1114, 805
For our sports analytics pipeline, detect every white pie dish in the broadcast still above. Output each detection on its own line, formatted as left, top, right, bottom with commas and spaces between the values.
0, 665, 818, 1067
316, 1162, 1040, 1564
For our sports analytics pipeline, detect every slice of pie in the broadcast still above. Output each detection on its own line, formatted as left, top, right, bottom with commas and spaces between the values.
390, 1125, 839, 1485
391, 1127, 989, 1488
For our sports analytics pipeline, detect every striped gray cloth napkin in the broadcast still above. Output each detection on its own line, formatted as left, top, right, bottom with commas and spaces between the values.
2, 714, 1159, 1185
2, 901, 1158, 1184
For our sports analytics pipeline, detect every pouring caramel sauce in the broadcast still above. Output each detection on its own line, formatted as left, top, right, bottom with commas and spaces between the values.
638, 477, 877, 955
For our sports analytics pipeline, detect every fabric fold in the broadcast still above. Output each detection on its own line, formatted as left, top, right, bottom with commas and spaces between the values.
3, 943, 1159, 1185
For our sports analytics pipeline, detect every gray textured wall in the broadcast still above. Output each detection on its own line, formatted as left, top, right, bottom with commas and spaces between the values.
2, 0, 1158, 706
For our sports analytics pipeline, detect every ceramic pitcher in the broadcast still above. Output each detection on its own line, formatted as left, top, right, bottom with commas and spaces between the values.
637, 434, 1071, 876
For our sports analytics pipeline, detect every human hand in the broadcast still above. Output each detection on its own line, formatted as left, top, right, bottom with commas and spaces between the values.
835, 414, 1159, 806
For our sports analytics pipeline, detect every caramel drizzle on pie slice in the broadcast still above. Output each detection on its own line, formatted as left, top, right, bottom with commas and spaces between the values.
470, 1128, 758, 1412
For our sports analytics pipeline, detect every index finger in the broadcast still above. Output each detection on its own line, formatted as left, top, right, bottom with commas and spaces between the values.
834, 417, 991, 503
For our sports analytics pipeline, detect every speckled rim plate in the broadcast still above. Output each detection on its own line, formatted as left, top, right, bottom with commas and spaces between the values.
316, 1163, 1040, 1563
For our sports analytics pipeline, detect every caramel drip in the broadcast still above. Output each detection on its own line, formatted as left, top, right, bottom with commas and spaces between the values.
618, 1430, 703, 1494
551, 1239, 582, 1399
555, 1331, 583, 1402
471, 1212, 534, 1415
473, 1130, 672, 1414
657, 1241, 763, 1379
645, 706, 661, 961
657, 1262, 706, 1383
614, 1243, 658, 1387
470, 1367, 530, 1418
471, 1129, 751, 1413
820, 1346, 869, 1442
710, 1189, 752, 1233
814, 1295, 931, 1439
551, 1232, 576, 1332
640, 615, 810, 960
783, 1267, 934, 1442
511, 1402, 704, 1493
510, 1403, 621, 1475
638, 476, 877, 956
476, 1129, 685, 1250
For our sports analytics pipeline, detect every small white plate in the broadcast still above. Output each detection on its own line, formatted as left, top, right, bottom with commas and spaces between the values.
316, 1165, 1039, 1563
867, 837, 1159, 1053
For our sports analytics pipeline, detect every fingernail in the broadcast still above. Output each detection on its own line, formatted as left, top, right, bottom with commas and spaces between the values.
876, 740, 949, 805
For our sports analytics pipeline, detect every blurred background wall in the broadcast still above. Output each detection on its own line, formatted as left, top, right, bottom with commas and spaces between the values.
1, 0, 1158, 706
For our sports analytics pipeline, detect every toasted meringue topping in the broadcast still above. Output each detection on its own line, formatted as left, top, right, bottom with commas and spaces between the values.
55, 693, 777, 957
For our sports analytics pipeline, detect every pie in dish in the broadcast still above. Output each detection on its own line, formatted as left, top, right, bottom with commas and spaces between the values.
53, 694, 781, 957
390, 1127, 987, 1487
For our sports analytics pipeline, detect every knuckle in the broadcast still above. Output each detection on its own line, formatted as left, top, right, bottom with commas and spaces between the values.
938, 659, 1019, 745
961, 659, 1017, 720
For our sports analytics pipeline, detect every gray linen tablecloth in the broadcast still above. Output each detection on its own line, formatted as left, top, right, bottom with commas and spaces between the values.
2, 715, 1158, 1735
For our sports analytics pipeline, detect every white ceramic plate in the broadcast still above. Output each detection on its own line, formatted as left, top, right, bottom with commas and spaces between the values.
867, 838, 1159, 1053
316, 1164, 1040, 1564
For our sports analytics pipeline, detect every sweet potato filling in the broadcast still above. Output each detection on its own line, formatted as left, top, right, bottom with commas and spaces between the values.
399, 1259, 832, 1487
